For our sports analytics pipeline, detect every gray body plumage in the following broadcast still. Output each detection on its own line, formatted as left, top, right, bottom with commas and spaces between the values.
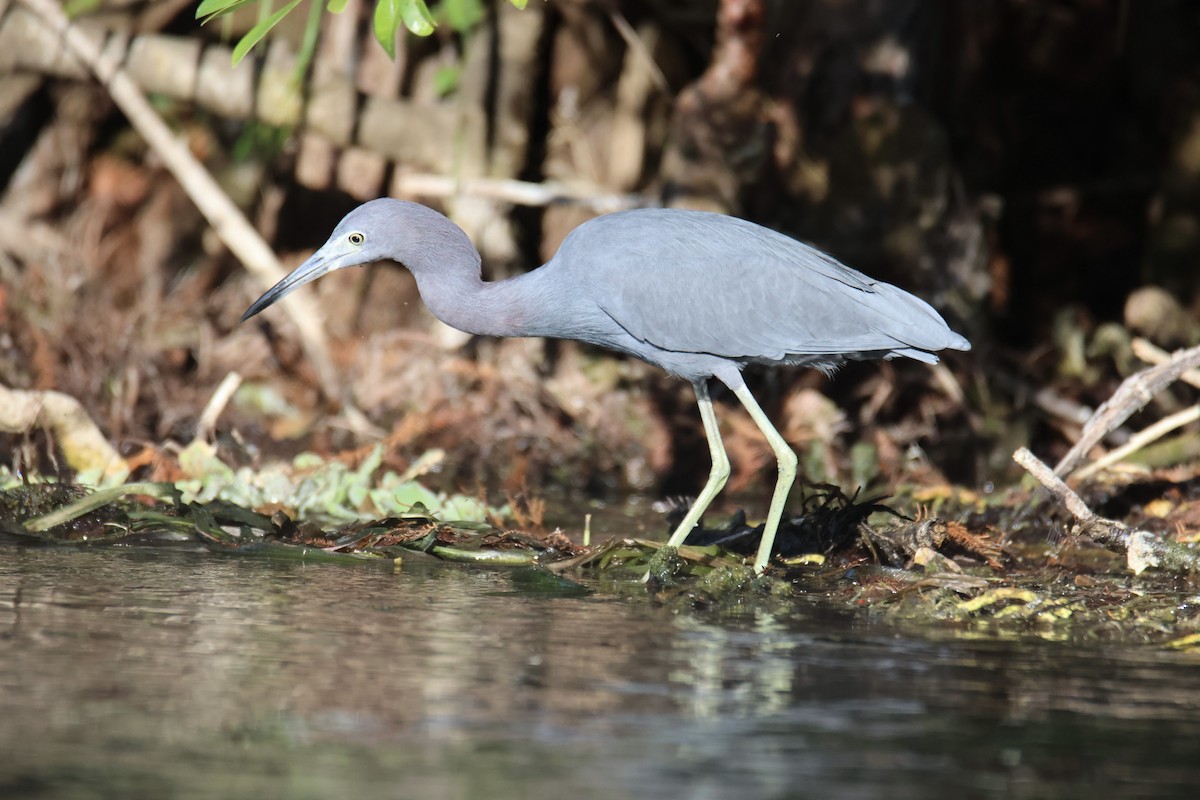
242, 198, 970, 573
533, 208, 968, 382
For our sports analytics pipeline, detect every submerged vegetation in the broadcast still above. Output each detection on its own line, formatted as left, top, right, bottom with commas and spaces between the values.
3, 460, 1199, 648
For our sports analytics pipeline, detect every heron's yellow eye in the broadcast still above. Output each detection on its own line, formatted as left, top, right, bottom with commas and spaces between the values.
348, 232, 365, 246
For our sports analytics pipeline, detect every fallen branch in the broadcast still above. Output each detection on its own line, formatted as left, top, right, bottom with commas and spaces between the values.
390, 173, 649, 212
1013, 446, 1099, 527
1013, 446, 1200, 574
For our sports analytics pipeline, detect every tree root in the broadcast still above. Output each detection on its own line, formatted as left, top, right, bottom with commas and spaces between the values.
0, 383, 128, 480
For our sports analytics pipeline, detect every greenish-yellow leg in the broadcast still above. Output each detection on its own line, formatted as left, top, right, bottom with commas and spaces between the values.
663, 380, 731, 552
731, 382, 798, 573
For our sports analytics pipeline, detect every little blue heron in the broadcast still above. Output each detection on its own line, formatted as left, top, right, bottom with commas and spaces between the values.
242, 199, 970, 573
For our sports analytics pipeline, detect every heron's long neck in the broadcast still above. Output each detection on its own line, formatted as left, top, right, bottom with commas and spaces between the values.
407, 256, 542, 339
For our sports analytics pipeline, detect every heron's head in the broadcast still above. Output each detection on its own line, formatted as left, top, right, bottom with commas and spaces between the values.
240, 199, 401, 322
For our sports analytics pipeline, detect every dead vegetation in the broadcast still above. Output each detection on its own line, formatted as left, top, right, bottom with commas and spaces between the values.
4, 468, 1199, 646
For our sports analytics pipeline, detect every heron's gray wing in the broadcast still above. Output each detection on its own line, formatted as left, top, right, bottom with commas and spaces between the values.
570, 214, 960, 362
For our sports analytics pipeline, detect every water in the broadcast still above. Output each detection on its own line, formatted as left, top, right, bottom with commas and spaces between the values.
1, 547, 1198, 799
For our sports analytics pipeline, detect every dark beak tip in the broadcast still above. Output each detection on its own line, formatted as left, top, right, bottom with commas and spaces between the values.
239, 252, 330, 324
240, 293, 279, 323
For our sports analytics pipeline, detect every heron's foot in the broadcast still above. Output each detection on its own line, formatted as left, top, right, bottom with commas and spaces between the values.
641, 543, 685, 586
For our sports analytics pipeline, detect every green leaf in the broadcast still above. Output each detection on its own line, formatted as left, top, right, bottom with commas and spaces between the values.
433, 64, 461, 96
373, 0, 401, 58
326, 0, 350, 12
231, 0, 305, 66
375, 0, 439, 57
399, 0, 437, 35
24, 482, 179, 533
509, 0, 527, 8
443, 0, 483, 33
377, 0, 437, 40
64, 0, 102, 18
196, 0, 257, 24
195, 0, 232, 20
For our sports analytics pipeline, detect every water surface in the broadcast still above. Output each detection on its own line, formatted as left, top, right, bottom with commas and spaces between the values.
1, 548, 1198, 799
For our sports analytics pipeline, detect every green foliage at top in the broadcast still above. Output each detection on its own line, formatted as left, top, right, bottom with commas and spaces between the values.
373, 0, 435, 58
196, 0, 528, 67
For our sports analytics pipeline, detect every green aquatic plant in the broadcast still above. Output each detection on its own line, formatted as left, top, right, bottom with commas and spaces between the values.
174, 441, 507, 523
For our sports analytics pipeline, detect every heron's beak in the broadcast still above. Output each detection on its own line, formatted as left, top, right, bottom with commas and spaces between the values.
240, 240, 359, 322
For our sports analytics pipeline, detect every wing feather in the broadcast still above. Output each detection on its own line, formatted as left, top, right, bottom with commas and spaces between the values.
552, 209, 963, 363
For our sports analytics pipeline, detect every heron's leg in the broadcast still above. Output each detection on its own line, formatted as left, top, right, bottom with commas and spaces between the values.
730, 382, 798, 573
663, 380, 732, 550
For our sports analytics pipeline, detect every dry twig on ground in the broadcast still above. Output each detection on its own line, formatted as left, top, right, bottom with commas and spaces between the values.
1053, 342, 1200, 479
1014, 446, 1200, 574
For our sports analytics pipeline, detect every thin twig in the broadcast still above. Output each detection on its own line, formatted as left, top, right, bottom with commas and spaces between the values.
1053, 342, 1200, 478
1131, 337, 1200, 390
392, 172, 651, 212
607, 7, 671, 96
1012, 447, 1094, 522
990, 368, 1097, 428
1071, 403, 1200, 482
193, 371, 243, 445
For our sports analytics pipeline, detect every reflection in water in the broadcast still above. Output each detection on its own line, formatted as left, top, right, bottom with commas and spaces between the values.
1, 548, 1198, 799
